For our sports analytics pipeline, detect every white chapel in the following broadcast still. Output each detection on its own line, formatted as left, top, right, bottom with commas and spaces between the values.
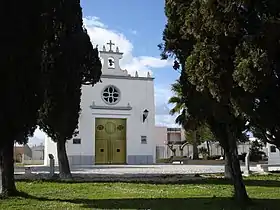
44, 41, 156, 166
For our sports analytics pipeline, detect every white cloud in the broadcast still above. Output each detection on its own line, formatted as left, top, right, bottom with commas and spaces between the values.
154, 85, 173, 107
28, 136, 44, 147
156, 104, 170, 115
154, 86, 179, 128
33, 127, 46, 139
156, 115, 180, 128
28, 127, 45, 146
83, 16, 107, 28
83, 16, 172, 77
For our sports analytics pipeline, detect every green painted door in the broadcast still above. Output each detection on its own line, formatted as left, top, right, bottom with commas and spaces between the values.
95, 118, 126, 164
109, 119, 126, 164
95, 118, 109, 164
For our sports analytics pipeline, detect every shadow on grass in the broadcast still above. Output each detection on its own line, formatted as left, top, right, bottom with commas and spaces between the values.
15, 191, 280, 210
16, 176, 280, 188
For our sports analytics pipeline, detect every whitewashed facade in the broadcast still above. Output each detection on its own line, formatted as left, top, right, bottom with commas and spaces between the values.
44, 41, 156, 166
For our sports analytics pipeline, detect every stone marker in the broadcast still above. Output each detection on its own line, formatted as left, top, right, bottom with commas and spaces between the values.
244, 152, 250, 176
49, 154, 55, 177
25, 167, 32, 174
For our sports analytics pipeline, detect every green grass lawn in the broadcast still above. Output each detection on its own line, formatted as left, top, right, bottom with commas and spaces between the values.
1, 175, 280, 210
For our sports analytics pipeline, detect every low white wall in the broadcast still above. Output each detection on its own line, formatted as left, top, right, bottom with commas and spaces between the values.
267, 143, 280, 164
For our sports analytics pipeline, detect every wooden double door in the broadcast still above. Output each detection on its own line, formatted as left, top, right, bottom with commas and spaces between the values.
95, 118, 126, 164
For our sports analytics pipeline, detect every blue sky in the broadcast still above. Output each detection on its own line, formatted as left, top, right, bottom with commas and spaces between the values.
29, 0, 180, 145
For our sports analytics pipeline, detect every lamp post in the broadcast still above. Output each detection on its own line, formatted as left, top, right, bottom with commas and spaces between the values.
142, 109, 149, 122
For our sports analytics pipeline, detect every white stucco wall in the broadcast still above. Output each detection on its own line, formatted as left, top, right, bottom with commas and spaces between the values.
154, 126, 167, 146
31, 146, 44, 160
267, 143, 280, 164
44, 136, 57, 165
154, 126, 168, 159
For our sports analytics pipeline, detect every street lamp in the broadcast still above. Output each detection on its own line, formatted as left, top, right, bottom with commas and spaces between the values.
143, 109, 149, 122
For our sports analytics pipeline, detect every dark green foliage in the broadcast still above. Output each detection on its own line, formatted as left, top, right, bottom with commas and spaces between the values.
249, 140, 266, 162
161, 0, 248, 152
39, 0, 83, 141
0, 1, 45, 196
0, 1, 44, 145
38, 0, 101, 178
198, 147, 208, 158
250, 126, 267, 145
169, 79, 213, 159
181, 0, 280, 148
169, 80, 199, 132
80, 30, 102, 86
184, 122, 215, 144
38, 0, 101, 143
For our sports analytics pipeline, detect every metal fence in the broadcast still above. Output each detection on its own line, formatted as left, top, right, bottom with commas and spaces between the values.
156, 142, 259, 160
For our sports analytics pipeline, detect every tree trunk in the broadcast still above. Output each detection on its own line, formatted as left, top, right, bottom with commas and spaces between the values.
180, 143, 188, 157
0, 140, 17, 197
192, 131, 199, 159
167, 144, 176, 157
221, 147, 224, 156
172, 149, 176, 156
206, 141, 210, 156
225, 141, 249, 202
224, 153, 232, 179
179, 148, 183, 156
56, 140, 72, 180
208, 122, 249, 202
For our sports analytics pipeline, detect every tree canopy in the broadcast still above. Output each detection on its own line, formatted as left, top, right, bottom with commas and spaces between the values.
38, 0, 102, 178
0, 1, 45, 196
179, 0, 280, 148
1, 2, 44, 145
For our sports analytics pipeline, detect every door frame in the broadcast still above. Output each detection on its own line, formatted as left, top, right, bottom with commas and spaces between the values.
94, 117, 127, 165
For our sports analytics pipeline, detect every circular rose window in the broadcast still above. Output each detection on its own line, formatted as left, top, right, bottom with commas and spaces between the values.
101, 85, 120, 105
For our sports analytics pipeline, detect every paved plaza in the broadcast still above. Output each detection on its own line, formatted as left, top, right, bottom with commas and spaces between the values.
15, 164, 280, 175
